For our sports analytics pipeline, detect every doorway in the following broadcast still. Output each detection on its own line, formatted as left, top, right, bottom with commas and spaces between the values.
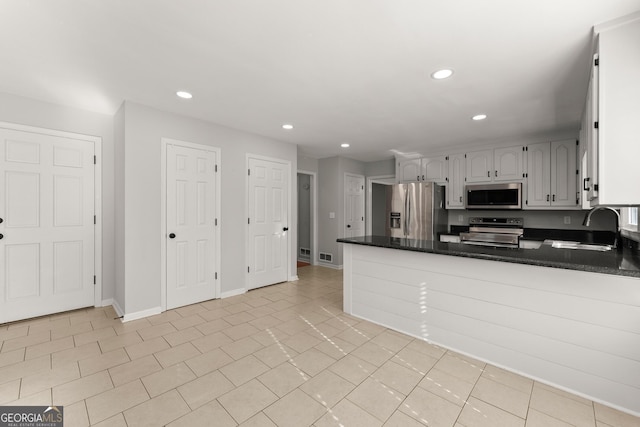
161, 138, 220, 311
344, 173, 365, 238
366, 175, 395, 235
0, 123, 102, 324
297, 171, 316, 268
247, 155, 291, 289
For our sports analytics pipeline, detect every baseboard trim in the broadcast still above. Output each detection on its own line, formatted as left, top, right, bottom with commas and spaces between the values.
289, 275, 299, 281
316, 262, 343, 270
221, 288, 246, 299
111, 299, 124, 320
121, 306, 162, 323
101, 298, 114, 308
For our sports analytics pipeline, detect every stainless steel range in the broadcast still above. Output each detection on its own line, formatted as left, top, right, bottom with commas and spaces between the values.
460, 217, 523, 248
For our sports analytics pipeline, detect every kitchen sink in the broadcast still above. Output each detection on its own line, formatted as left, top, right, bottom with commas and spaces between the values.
543, 240, 613, 251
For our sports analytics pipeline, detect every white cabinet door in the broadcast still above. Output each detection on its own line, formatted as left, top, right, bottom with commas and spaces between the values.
447, 153, 465, 208
494, 146, 524, 182
421, 156, 448, 184
248, 157, 289, 290
166, 143, 217, 309
526, 141, 578, 208
465, 150, 493, 183
586, 53, 599, 202
551, 140, 578, 207
526, 142, 551, 207
0, 128, 95, 324
592, 18, 640, 205
396, 159, 421, 182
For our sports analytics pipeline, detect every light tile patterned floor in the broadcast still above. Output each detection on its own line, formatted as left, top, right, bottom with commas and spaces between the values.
1, 265, 639, 426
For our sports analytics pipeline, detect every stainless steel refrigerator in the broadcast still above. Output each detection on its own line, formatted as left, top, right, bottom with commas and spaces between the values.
385, 182, 447, 240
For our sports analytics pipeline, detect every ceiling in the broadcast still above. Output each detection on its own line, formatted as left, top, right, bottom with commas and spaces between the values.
1, 1, 639, 162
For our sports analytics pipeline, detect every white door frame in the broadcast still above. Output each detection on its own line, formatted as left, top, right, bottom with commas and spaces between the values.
297, 170, 318, 266
246, 154, 293, 287
0, 121, 103, 308
160, 138, 221, 311
365, 174, 395, 235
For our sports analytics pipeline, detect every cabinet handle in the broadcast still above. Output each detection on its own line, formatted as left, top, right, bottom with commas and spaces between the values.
583, 177, 591, 191
552, 195, 556, 202
495, 170, 498, 177
546, 194, 550, 202
487, 171, 490, 177
459, 196, 462, 202
422, 175, 425, 181
417, 175, 420, 181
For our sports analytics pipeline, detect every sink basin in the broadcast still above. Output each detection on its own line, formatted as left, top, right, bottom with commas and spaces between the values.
543, 240, 613, 251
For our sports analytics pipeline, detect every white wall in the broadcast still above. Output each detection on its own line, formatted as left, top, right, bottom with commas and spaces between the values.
118, 102, 297, 316
0, 92, 116, 303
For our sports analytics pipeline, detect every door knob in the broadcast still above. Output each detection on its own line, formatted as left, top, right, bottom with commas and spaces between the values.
169, 233, 176, 239
347, 224, 351, 228
0, 217, 3, 223
0, 233, 3, 240
282, 227, 289, 231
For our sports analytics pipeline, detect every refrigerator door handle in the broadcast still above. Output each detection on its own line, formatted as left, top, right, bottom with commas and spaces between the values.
407, 191, 411, 236
404, 186, 409, 236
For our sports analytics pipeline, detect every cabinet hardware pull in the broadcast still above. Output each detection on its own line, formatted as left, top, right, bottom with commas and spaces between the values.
546, 195, 550, 202
495, 170, 498, 177
422, 175, 425, 181
583, 177, 591, 191
487, 171, 490, 177
459, 196, 462, 202
417, 175, 420, 181
552, 195, 556, 202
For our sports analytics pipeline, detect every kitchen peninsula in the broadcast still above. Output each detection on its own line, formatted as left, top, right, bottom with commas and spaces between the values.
338, 236, 640, 416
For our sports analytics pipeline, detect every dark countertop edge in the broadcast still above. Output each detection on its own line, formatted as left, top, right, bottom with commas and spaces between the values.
337, 237, 640, 279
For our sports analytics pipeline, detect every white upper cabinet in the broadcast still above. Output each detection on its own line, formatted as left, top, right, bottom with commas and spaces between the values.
465, 150, 493, 183
447, 153, 465, 209
396, 158, 422, 182
526, 143, 551, 207
396, 156, 447, 184
494, 146, 524, 181
586, 15, 640, 206
465, 147, 523, 183
421, 156, 448, 184
526, 140, 578, 208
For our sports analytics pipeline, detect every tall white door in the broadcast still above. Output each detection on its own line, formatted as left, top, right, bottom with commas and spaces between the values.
248, 157, 289, 290
344, 174, 365, 238
0, 128, 95, 324
166, 143, 218, 309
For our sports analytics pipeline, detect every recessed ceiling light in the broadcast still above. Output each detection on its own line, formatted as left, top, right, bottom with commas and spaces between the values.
282, 124, 294, 130
472, 114, 487, 121
341, 143, 350, 148
431, 69, 454, 80
176, 91, 193, 99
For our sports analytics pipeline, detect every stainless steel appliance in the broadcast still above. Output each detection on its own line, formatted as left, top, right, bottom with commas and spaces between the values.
385, 182, 447, 240
466, 183, 522, 209
460, 217, 523, 247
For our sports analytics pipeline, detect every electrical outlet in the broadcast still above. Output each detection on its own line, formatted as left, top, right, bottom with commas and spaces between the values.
564, 216, 571, 225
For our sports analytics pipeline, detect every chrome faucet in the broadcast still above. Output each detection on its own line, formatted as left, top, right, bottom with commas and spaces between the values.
582, 206, 621, 248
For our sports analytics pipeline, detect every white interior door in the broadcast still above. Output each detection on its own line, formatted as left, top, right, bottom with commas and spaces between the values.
248, 157, 289, 290
0, 128, 95, 324
166, 143, 218, 310
344, 174, 365, 238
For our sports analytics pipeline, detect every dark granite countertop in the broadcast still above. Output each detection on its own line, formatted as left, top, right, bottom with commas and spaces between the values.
337, 235, 640, 278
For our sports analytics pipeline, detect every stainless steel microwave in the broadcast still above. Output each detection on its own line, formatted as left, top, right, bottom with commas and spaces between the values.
465, 183, 522, 209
